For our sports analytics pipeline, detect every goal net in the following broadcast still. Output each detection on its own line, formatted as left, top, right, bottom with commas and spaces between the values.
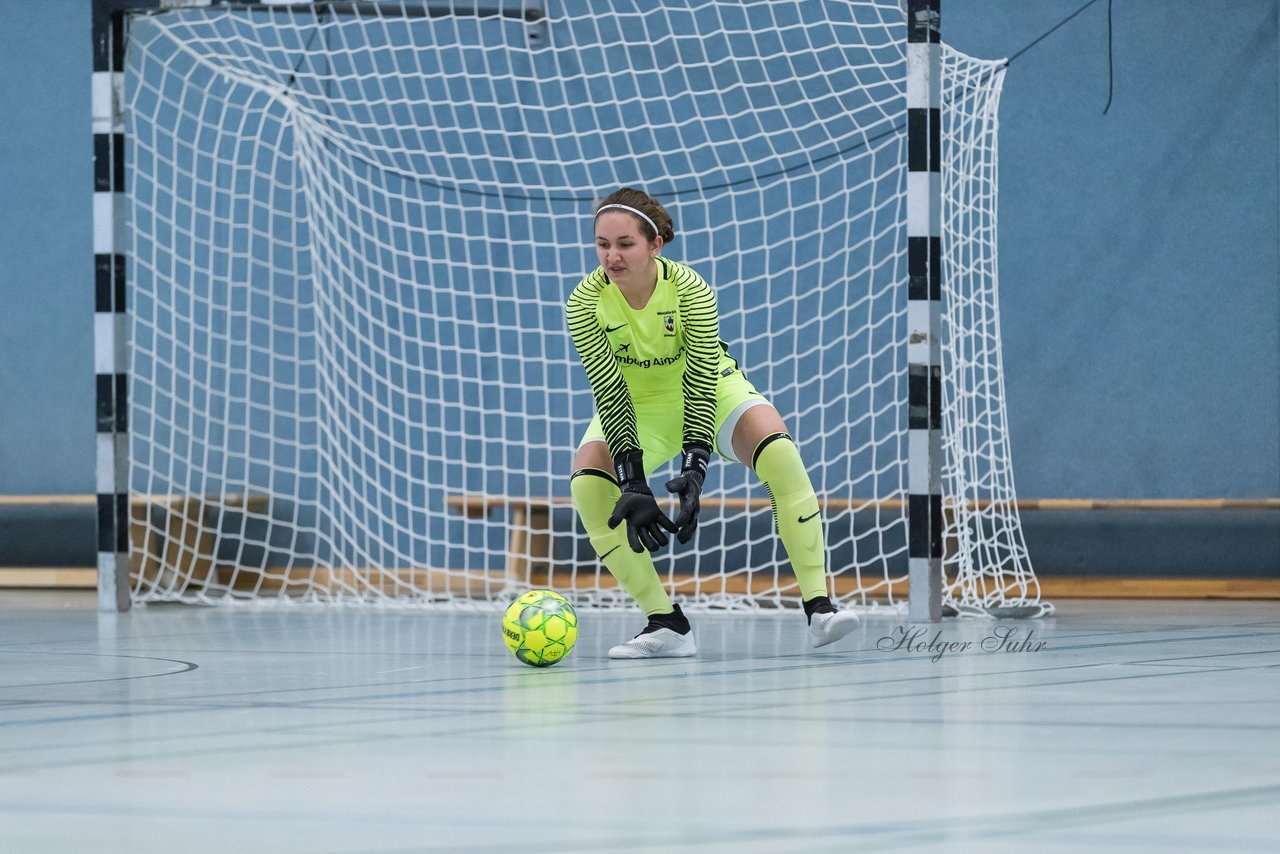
120, 0, 1047, 614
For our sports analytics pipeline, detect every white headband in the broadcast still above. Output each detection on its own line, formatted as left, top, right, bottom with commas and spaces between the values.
595, 203, 659, 238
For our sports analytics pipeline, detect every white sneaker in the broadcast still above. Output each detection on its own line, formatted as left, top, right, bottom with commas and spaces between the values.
609, 628, 697, 659
809, 610, 859, 648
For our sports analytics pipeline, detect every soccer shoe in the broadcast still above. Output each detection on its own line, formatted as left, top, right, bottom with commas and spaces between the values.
609, 627, 697, 659
809, 609, 860, 648
609, 605, 697, 659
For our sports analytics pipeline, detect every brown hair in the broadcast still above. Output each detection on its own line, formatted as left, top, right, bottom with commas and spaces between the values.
593, 187, 676, 244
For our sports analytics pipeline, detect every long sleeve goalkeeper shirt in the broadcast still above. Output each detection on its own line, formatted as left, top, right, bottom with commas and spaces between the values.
566, 257, 734, 458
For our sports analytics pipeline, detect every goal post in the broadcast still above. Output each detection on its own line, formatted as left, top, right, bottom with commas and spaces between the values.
905, 0, 942, 623
93, 0, 163, 612
94, 0, 1050, 619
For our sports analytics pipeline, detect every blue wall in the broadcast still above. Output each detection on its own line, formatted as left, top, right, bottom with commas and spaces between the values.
0, 0, 1277, 505
948, 0, 1279, 499
0, 0, 94, 495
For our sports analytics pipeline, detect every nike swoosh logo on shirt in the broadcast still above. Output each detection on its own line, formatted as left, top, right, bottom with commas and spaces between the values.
798, 511, 820, 523
604, 324, 627, 333
599, 545, 621, 560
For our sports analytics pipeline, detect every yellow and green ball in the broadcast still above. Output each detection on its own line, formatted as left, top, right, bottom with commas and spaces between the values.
502, 590, 578, 667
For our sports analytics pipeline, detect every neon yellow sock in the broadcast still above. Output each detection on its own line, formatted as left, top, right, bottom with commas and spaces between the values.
752, 434, 829, 601
570, 468, 674, 616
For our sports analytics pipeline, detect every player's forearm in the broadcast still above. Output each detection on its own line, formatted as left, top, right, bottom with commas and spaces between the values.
680, 376, 717, 449
566, 296, 641, 455
679, 329, 721, 449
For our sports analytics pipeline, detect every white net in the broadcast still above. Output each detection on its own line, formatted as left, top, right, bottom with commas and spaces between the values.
940, 49, 1049, 617
122, 0, 1044, 614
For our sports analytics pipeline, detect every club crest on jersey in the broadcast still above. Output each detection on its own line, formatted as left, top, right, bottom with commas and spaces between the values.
664, 316, 675, 333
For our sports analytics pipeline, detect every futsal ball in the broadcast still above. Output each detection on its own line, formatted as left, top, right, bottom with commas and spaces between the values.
502, 589, 578, 667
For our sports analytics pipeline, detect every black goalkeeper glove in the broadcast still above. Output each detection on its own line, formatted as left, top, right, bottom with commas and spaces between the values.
665, 444, 711, 544
607, 450, 678, 553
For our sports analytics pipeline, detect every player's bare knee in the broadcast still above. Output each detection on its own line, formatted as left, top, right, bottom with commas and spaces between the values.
571, 440, 612, 477
731, 406, 789, 469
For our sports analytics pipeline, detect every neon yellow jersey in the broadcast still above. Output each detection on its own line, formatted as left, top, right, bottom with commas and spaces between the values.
566, 257, 735, 456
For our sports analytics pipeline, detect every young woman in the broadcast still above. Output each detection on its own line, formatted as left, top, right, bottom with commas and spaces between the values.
566, 188, 859, 659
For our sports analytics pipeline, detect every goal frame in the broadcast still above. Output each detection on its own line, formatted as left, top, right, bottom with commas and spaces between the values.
93, 0, 160, 613
92, 0, 950, 617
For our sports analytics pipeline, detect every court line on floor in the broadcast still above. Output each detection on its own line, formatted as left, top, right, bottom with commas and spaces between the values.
0, 649, 198, 689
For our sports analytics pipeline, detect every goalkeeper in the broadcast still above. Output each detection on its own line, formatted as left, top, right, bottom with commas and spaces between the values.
567, 187, 860, 659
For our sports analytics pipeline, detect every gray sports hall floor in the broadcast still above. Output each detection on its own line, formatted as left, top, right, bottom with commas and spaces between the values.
0, 591, 1276, 853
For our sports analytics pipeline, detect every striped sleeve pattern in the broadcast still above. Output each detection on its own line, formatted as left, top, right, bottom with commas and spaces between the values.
672, 263, 720, 450
566, 269, 639, 456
